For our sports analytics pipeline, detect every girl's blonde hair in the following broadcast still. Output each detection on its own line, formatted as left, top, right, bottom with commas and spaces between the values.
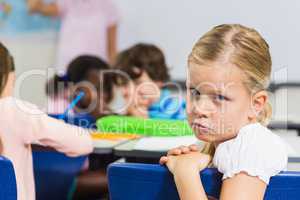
188, 24, 272, 156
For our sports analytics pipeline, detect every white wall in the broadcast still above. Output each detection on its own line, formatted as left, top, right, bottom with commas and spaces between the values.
1, 32, 57, 107
115, 0, 299, 82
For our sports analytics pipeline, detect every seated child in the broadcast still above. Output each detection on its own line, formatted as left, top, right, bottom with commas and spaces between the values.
0, 42, 93, 200
160, 24, 288, 200
114, 43, 186, 119
46, 55, 116, 119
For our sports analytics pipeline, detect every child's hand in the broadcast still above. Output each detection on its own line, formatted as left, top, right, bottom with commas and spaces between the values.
159, 145, 211, 175
164, 144, 200, 156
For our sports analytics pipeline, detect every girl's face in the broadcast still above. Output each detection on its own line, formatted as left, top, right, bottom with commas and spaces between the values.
122, 71, 160, 118
187, 62, 256, 144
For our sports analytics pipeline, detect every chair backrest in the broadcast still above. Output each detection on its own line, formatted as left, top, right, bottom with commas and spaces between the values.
0, 156, 17, 200
32, 114, 92, 200
33, 151, 86, 200
108, 163, 300, 200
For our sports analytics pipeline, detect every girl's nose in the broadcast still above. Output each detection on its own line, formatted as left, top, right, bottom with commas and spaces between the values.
192, 96, 215, 118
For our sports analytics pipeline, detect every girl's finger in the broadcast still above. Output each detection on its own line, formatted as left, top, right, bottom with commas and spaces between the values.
180, 146, 190, 154
189, 144, 199, 151
167, 148, 182, 156
159, 156, 168, 165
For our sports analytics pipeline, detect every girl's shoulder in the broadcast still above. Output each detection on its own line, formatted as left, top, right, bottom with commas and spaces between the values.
216, 123, 286, 153
238, 122, 285, 145
213, 123, 288, 184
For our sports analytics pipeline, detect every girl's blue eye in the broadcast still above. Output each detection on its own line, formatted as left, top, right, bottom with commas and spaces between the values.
215, 94, 227, 101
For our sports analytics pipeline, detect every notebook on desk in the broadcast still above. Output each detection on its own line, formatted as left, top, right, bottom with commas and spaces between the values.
91, 132, 141, 150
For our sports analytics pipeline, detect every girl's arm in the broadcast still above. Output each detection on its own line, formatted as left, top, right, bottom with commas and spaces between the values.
220, 173, 266, 200
107, 24, 118, 64
160, 145, 267, 200
174, 169, 208, 200
27, 0, 59, 17
8, 98, 93, 156
160, 145, 211, 200
29, 114, 94, 157
174, 170, 266, 200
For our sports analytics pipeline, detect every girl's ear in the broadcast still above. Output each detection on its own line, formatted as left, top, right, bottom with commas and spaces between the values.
248, 90, 268, 120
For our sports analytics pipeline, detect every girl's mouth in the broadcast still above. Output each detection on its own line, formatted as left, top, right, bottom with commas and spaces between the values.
192, 122, 211, 134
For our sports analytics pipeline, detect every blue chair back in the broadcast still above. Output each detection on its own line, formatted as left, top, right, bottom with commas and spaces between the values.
108, 163, 300, 200
33, 152, 86, 200
33, 114, 91, 200
0, 156, 17, 200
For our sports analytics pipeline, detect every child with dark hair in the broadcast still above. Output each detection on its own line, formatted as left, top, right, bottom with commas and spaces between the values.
47, 55, 116, 119
114, 43, 186, 119
47, 56, 117, 199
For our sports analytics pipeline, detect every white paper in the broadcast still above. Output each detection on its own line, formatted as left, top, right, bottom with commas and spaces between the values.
134, 136, 202, 151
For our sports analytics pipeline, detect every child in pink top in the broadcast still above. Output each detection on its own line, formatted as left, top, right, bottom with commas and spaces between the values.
27, 0, 120, 73
0, 43, 93, 200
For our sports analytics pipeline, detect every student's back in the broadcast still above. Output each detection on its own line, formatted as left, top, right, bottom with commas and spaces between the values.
0, 97, 92, 200
0, 43, 93, 200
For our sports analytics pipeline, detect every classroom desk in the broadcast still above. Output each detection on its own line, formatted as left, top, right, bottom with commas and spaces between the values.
113, 136, 300, 167
113, 139, 166, 163
92, 139, 130, 154
268, 121, 300, 130
113, 136, 202, 163
114, 139, 166, 159
268, 121, 300, 135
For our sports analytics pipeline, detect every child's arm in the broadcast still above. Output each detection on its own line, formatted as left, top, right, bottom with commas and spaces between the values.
160, 145, 211, 200
8, 98, 93, 156
30, 115, 93, 156
174, 169, 208, 200
219, 173, 266, 200
27, 0, 59, 17
160, 145, 266, 200
107, 24, 118, 64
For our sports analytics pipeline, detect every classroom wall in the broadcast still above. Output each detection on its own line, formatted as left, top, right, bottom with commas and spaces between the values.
1, 32, 57, 108
114, 0, 299, 82
1, 0, 299, 107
